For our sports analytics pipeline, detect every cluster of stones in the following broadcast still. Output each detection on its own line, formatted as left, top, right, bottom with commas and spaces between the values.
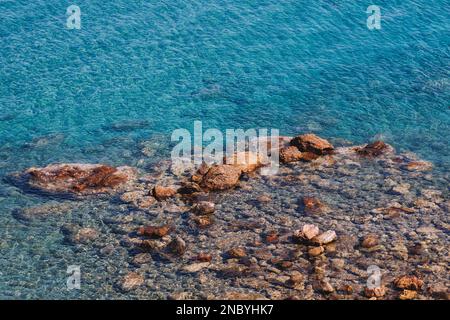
15, 133, 443, 299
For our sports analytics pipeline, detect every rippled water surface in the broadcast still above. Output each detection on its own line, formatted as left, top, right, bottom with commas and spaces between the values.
0, 0, 448, 299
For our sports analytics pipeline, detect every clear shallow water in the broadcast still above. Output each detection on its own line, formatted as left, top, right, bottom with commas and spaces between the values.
0, 0, 448, 298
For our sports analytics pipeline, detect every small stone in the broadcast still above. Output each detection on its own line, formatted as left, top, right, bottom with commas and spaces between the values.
319, 280, 335, 294
132, 253, 152, 265
277, 261, 293, 270
223, 151, 264, 173
137, 225, 171, 238
391, 183, 410, 195
120, 272, 144, 291
191, 201, 215, 215
228, 247, 247, 258
302, 197, 330, 215
364, 286, 386, 298
294, 224, 320, 241
153, 185, 177, 200
256, 194, 272, 203
196, 252, 212, 262
399, 289, 417, 300
265, 231, 279, 244
361, 234, 379, 248
182, 262, 210, 273
308, 246, 324, 257
403, 161, 433, 172
193, 215, 214, 228
167, 236, 186, 256
394, 275, 423, 290
312, 230, 337, 245
72, 227, 99, 244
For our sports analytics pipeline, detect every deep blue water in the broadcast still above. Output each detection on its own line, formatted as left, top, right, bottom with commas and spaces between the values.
0, 0, 448, 298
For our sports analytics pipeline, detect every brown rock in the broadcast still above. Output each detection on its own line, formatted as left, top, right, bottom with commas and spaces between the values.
302, 197, 330, 215
193, 215, 214, 228
399, 289, 417, 300
394, 275, 423, 290
26, 163, 135, 195
72, 227, 99, 244
290, 134, 334, 155
153, 185, 177, 200
196, 252, 212, 262
361, 234, 379, 248
356, 141, 389, 157
265, 231, 279, 244
364, 286, 386, 298
120, 272, 144, 291
308, 246, 325, 257
227, 247, 247, 258
167, 236, 186, 256
137, 225, 171, 238
403, 161, 433, 172
191, 201, 215, 215
279, 146, 304, 163
201, 164, 242, 191
256, 194, 272, 203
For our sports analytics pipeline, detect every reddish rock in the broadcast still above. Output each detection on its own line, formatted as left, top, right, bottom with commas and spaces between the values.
361, 234, 379, 248
290, 134, 334, 155
265, 231, 279, 244
193, 215, 214, 228
177, 182, 203, 195
394, 275, 423, 290
356, 141, 389, 157
26, 163, 135, 195
196, 253, 212, 263
402, 161, 433, 172
302, 197, 330, 215
399, 289, 417, 300
308, 246, 324, 257
191, 201, 215, 215
72, 227, 99, 244
201, 164, 242, 191
365, 286, 386, 298
227, 247, 247, 258
137, 225, 171, 238
153, 185, 177, 200
279, 146, 304, 163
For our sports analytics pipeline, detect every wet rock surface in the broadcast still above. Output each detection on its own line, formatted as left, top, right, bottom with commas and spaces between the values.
8, 134, 450, 299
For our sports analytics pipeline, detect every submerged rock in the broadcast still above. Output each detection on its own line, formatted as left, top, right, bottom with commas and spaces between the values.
311, 230, 337, 245
394, 275, 423, 290
402, 161, 433, 172
302, 197, 330, 215
120, 272, 144, 291
290, 134, 334, 155
153, 185, 177, 200
25, 163, 135, 195
294, 224, 320, 241
167, 236, 186, 256
137, 225, 172, 238
361, 234, 379, 249
364, 286, 386, 298
224, 151, 265, 173
356, 141, 390, 157
191, 201, 215, 215
201, 164, 242, 191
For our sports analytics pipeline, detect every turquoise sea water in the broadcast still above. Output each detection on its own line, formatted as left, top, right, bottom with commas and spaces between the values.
0, 0, 448, 298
